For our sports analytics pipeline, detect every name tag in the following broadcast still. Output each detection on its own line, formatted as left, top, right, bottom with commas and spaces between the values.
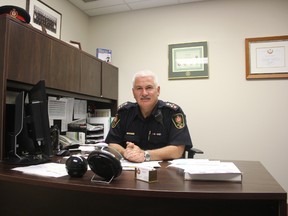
152, 132, 161, 136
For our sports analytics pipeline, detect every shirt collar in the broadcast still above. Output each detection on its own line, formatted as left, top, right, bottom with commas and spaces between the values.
135, 100, 163, 120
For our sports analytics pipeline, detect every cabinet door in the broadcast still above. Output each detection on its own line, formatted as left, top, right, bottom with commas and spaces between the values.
46, 41, 81, 92
80, 54, 101, 96
6, 20, 50, 84
101, 63, 118, 100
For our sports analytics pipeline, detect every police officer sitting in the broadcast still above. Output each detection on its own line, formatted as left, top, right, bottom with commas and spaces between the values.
105, 70, 193, 162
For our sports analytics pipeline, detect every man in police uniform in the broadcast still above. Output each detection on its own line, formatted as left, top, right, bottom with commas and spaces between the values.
105, 70, 192, 162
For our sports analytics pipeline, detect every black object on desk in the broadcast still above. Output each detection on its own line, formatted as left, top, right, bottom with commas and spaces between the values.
65, 155, 87, 177
56, 149, 70, 157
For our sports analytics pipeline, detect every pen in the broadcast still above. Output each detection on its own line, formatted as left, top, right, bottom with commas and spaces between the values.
148, 130, 151, 141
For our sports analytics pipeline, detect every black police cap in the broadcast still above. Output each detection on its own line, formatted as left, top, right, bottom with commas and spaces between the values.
0, 5, 30, 23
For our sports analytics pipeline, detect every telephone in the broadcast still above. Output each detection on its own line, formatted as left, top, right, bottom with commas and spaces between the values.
59, 135, 80, 150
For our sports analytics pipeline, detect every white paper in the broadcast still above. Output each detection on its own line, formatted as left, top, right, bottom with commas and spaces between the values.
250, 40, 288, 74
121, 160, 161, 170
87, 117, 111, 140
74, 99, 87, 119
168, 159, 241, 174
48, 97, 67, 119
12, 163, 68, 178
185, 162, 241, 174
48, 97, 74, 131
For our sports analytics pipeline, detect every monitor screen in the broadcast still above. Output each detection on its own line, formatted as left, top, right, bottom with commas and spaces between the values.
5, 80, 52, 165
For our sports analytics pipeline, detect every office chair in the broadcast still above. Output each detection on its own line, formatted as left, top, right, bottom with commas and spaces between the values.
183, 147, 204, 159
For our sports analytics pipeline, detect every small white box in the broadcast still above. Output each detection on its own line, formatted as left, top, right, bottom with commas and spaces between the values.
135, 167, 157, 183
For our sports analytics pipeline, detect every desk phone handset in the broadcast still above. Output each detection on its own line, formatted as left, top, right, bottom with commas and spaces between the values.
59, 135, 80, 150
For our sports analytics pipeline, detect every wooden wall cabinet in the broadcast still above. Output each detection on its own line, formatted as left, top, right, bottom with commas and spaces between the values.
102, 63, 118, 100
5, 18, 50, 84
0, 15, 118, 160
81, 54, 101, 97
46, 40, 81, 92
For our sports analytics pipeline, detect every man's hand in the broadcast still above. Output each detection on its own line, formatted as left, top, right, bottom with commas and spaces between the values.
123, 142, 145, 163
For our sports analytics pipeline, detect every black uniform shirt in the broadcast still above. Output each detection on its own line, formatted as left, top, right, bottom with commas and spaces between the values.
105, 100, 193, 150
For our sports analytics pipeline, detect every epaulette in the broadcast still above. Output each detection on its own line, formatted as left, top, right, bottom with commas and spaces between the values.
164, 102, 179, 111
117, 101, 135, 111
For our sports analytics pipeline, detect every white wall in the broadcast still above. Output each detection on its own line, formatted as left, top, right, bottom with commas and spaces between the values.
87, 0, 288, 194
1, 0, 288, 196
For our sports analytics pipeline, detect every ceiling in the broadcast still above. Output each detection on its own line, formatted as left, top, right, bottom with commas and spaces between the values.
68, 0, 208, 16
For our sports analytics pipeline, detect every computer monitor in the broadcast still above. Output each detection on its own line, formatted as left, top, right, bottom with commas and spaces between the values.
5, 80, 52, 165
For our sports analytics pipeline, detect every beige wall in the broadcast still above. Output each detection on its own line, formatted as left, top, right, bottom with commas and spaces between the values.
1, 0, 288, 195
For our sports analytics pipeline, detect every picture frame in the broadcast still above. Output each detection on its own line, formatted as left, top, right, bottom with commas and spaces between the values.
245, 35, 288, 79
26, 0, 62, 39
96, 48, 112, 64
168, 42, 208, 80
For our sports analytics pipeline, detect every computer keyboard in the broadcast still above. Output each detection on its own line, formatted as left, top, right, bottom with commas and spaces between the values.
6, 154, 50, 165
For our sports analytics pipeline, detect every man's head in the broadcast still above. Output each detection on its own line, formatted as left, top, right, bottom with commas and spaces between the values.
132, 70, 160, 116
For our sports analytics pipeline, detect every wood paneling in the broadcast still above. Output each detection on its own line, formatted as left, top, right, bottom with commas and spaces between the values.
80, 53, 101, 96
102, 63, 118, 100
6, 20, 49, 84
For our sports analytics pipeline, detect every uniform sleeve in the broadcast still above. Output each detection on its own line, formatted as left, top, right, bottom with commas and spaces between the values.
166, 108, 193, 149
105, 112, 125, 147
105, 102, 134, 147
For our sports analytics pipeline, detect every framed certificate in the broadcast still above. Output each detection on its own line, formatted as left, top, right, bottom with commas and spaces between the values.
168, 42, 208, 80
245, 35, 288, 79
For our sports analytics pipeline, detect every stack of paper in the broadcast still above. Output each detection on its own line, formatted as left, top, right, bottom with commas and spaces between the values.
168, 159, 242, 182
121, 160, 161, 171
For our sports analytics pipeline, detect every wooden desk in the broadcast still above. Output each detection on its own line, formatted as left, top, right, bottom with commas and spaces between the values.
0, 160, 286, 216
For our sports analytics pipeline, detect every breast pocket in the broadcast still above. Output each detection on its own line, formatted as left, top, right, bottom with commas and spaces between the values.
149, 132, 167, 148
124, 133, 140, 144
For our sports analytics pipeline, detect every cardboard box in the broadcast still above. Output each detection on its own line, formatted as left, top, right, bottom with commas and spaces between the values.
135, 167, 157, 183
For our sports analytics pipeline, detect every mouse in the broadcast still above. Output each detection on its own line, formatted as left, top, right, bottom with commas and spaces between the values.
56, 149, 70, 156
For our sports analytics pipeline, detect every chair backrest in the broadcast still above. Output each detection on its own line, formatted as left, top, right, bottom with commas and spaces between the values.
182, 147, 204, 158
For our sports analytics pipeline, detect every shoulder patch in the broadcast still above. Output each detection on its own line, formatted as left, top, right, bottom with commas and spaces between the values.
165, 102, 179, 111
111, 115, 120, 128
172, 113, 185, 129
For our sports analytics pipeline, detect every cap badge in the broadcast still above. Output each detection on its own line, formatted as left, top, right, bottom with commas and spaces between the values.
9, 8, 18, 18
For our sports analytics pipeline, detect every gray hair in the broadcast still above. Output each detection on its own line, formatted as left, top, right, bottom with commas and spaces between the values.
132, 70, 159, 87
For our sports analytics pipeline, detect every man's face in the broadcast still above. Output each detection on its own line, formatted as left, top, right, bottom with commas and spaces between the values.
132, 76, 160, 110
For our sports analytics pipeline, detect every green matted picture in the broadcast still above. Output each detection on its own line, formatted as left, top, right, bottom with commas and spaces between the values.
168, 41, 208, 80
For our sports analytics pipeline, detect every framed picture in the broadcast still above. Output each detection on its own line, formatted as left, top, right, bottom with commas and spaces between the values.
168, 42, 208, 80
26, 0, 62, 39
245, 35, 288, 79
96, 48, 112, 64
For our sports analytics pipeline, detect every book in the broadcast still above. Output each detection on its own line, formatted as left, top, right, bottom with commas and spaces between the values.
184, 161, 242, 182
168, 159, 242, 182
96, 48, 112, 64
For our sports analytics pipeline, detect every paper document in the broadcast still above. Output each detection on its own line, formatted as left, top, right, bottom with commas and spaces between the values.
168, 159, 242, 182
73, 99, 87, 119
121, 160, 162, 170
12, 163, 68, 178
48, 97, 74, 131
86, 123, 104, 131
